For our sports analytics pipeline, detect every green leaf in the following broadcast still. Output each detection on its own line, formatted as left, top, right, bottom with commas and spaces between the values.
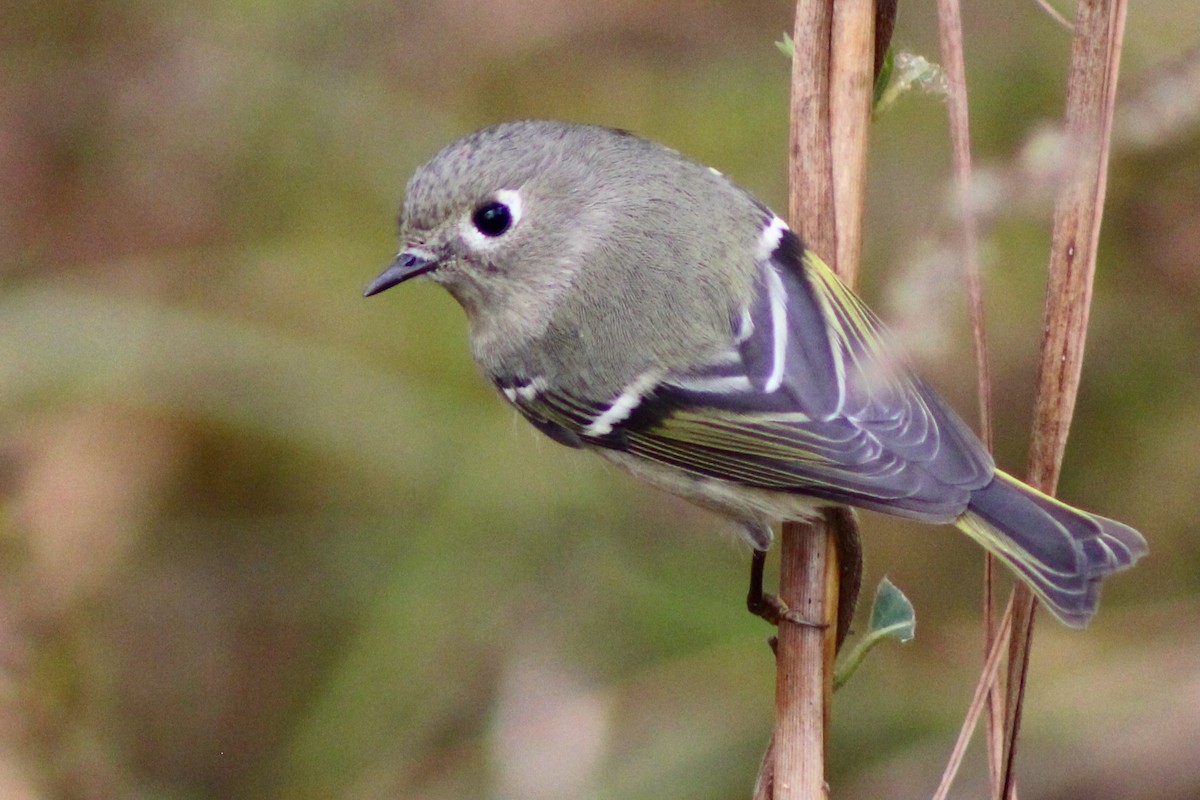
776, 33, 795, 59
872, 48, 895, 109
868, 576, 916, 642
833, 577, 915, 691
873, 51, 948, 115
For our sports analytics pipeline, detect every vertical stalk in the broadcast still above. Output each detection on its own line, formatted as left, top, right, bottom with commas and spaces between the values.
775, 6, 836, 797
932, 0, 1003, 788
1001, 1, 1128, 797
769, 2, 874, 798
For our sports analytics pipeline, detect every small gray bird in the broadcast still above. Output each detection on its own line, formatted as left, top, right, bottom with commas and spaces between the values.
365, 120, 1146, 627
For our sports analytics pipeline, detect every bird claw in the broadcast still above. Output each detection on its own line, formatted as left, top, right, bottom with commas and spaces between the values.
747, 591, 827, 629
745, 548, 828, 629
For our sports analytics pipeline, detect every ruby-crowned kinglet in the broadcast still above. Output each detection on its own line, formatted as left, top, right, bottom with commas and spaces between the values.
365, 120, 1145, 627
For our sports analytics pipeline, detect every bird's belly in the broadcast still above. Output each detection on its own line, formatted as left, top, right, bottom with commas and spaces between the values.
596, 448, 827, 529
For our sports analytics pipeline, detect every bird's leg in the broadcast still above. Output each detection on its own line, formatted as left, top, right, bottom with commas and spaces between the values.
745, 547, 826, 629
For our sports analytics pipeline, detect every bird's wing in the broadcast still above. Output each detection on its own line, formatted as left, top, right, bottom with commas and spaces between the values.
495, 221, 994, 521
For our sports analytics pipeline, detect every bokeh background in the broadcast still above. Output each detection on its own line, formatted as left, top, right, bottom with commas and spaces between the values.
2, 1, 1198, 798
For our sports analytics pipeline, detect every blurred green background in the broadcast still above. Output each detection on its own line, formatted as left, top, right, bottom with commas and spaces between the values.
2, 1, 1197, 798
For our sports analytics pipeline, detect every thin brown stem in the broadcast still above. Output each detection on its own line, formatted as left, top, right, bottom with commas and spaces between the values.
933, 3, 992, 452
932, 0, 1002, 793
933, 597, 1014, 800
1001, 1, 1128, 797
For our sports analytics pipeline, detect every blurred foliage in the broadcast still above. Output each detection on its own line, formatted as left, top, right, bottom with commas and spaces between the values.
1, 1, 1198, 799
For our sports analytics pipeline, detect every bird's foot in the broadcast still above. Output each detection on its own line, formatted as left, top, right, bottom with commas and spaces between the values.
746, 548, 827, 628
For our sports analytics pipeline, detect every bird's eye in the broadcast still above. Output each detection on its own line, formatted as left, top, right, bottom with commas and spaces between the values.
472, 201, 513, 237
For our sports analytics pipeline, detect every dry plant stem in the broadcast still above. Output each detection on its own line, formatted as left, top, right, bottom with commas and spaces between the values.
1035, 0, 1075, 31
999, 598, 1035, 800
788, 3, 836, 255
764, 1, 879, 795
829, 0, 875, 289
932, 4, 992, 468
776, 4, 836, 797
931, 0, 1003, 792
982, 554, 1002, 779
773, 529, 839, 800
932, 596, 1014, 800
768, 0, 877, 796
1025, 0, 1125, 482
1001, 1, 1128, 798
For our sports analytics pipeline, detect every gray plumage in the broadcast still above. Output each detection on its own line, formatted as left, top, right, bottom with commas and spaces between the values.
366, 120, 1147, 627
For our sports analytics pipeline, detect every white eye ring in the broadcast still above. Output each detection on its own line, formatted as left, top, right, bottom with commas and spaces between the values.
461, 188, 523, 250
492, 189, 523, 226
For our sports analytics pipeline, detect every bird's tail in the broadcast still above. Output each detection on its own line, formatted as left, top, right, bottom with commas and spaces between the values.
955, 470, 1147, 627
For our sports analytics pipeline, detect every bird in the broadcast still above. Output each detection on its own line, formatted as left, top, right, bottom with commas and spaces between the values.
364, 120, 1146, 628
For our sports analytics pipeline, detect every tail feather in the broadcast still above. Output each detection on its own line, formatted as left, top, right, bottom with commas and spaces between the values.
956, 470, 1147, 628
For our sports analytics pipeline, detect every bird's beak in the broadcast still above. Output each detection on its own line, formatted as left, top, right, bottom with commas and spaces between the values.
363, 249, 439, 297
